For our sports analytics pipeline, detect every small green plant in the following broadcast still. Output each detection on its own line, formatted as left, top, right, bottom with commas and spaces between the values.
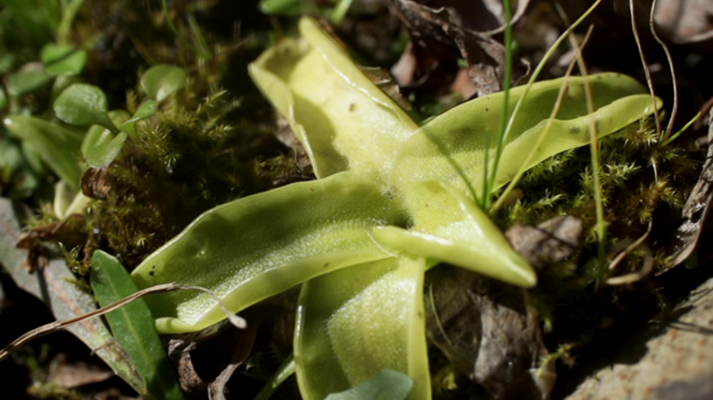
0, 0, 89, 200
129, 17, 658, 399
2, 1, 690, 399
0, 2, 286, 399
4, 63, 181, 214
91, 250, 185, 400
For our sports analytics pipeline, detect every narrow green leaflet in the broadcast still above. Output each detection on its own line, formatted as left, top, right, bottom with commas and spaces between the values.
85, 131, 127, 168
40, 43, 86, 76
0, 199, 145, 395
325, 369, 414, 400
4, 115, 83, 189
128, 100, 157, 122
133, 172, 408, 333
295, 256, 429, 400
259, 0, 302, 15
81, 110, 131, 167
54, 83, 118, 131
141, 65, 187, 102
91, 250, 185, 400
118, 100, 157, 139
6, 68, 52, 97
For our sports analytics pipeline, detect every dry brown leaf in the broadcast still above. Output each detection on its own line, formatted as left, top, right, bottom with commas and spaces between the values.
450, 68, 478, 99
666, 108, 713, 270
387, 0, 529, 96
506, 216, 583, 270
168, 339, 207, 395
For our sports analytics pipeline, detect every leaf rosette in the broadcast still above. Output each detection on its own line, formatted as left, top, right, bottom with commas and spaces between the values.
131, 17, 660, 399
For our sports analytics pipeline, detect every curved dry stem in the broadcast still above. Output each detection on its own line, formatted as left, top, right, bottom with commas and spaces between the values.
491, 24, 593, 213
649, 0, 679, 141
605, 241, 654, 285
630, 0, 662, 137
565, 12, 608, 275
0, 283, 245, 363
490, 0, 602, 212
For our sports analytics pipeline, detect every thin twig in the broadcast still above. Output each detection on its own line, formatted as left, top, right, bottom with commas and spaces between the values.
605, 160, 657, 285
605, 241, 654, 285
490, 0, 603, 212
560, 6, 608, 273
629, 0, 662, 138
607, 220, 654, 272
492, 24, 594, 213
428, 284, 453, 347
484, 0, 514, 209
649, 0, 679, 142
0, 283, 246, 363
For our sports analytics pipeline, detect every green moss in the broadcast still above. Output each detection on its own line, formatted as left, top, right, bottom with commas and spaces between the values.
17, 1, 299, 269
491, 117, 702, 367
79, 83, 301, 268
496, 118, 695, 244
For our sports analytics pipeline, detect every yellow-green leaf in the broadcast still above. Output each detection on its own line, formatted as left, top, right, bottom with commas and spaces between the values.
295, 256, 429, 400
132, 172, 407, 333
248, 18, 418, 179
91, 251, 185, 400
374, 180, 535, 287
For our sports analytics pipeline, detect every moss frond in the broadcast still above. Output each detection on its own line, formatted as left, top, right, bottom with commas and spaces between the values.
499, 117, 703, 365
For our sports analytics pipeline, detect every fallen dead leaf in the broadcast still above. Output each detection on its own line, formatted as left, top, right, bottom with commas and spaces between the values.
450, 68, 478, 99
666, 108, 713, 270
387, 0, 529, 96
506, 215, 583, 270
425, 267, 552, 400
49, 358, 114, 388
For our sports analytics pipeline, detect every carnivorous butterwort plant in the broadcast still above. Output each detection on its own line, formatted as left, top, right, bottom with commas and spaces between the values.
131, 17, 659, 399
